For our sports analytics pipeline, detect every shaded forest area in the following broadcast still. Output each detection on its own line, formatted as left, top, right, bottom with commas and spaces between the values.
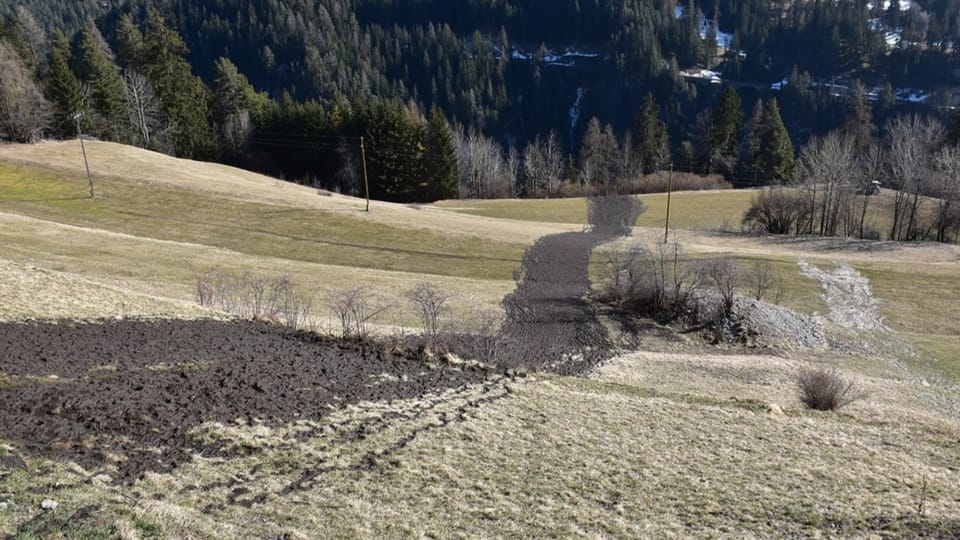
2, 0, 960, 219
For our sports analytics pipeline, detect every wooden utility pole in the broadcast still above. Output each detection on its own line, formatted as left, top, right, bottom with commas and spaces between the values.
73, 112, 94, 198
360, 136, 371, 212
663, 164, 673, 244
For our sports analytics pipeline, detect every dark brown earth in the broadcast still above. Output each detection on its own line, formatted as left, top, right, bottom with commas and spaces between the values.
498, 196, 642, 374
0, 319, 500, 482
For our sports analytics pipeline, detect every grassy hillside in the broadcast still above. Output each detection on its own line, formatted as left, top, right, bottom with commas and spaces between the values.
436, 190, 755, 230
1, 141, 958, 538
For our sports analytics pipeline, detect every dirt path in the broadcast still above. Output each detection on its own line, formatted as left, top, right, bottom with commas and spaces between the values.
798, 259, 886, 331
498, 196, 641, 374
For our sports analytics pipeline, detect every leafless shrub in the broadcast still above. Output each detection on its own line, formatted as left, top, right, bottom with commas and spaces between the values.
748, 260, 777, 301
603, 241, 703, 322
193, 269, 314, 330
325, 287, 392, 339
621, 171, 732, 194
699, 257, 741, 318
275, 281, 314, 331
195, 275, 214, 307
797, 367, 862, 411
554, 180, 601, 198
407, 283, 451, 343
742, 188, 807, 235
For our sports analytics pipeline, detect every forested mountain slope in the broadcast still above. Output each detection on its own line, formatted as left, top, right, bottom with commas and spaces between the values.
2, 0, 960, 206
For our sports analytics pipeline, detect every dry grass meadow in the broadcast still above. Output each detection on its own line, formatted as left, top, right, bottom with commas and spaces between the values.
1, 140, 958, 538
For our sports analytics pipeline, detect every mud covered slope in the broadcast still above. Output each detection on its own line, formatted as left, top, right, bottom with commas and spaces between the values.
0, 319, 503, 482
499, 196, 641, 374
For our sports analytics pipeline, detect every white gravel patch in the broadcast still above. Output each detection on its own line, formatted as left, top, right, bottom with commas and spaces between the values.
798, 259, 886, 331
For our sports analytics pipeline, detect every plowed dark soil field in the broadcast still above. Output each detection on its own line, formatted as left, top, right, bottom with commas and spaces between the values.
0, 319, 496, 482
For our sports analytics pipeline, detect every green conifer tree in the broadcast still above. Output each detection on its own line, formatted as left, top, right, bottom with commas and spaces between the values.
632, 93, 671, 174
140, 9, 213, 158
46, 29, 86, 137
705, 86, 743, 178
755, 98, 795, 184
422, 107, 458, 201
76, 24, 129, 142
740, 99, 764, 185
212, 57, 267, 158
364, 101, 423, 202
842, 81, 877, 152
114, 14, 143, 70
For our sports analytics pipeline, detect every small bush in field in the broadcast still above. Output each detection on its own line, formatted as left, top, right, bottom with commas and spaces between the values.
797, 367, 861, 411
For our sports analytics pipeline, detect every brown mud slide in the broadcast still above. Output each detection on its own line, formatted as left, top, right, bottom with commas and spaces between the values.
499, 195, 642, 374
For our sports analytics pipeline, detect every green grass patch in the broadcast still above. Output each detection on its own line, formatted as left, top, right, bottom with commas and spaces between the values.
0, 164, 522, 281
857, 263, 960, 336
901, 333, 960, 382
436, 190, 756, 231
854, 262, 960, 383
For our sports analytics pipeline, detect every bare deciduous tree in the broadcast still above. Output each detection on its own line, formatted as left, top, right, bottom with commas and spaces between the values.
620, 132, 642, 185
886, 115, 944, 240
124, 70, 169, 150
522, 130, 564, 197
748, 260, 776, 301
0, 42, 51, 143
857, 142, 886, 239
326, 287, 391, 339
504, 145, 521, 197
455, 128, 511, 198
796, 131, 859, 237
407, 282, 451, 343
932, 145, 960, 243
221, 109, 252, 156
13, 6, 47, 66
700, 257, 741, 318
335, 137, 361, 195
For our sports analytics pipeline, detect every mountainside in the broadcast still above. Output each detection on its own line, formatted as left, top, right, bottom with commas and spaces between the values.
8, 0, 960, 138
3, 0, 960, 205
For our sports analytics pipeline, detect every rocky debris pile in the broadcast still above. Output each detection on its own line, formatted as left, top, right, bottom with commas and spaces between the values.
729, 296, 827, 350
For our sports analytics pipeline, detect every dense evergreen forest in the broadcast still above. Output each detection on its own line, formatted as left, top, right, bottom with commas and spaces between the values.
1, 0, 960, 226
